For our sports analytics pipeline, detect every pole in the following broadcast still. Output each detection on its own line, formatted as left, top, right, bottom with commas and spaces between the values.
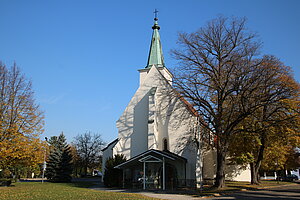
143, 161, 146, 190
122, 170, 125, 188
42, 137, 47, 183
163, 157, 165, 190
42, 150, 46, 183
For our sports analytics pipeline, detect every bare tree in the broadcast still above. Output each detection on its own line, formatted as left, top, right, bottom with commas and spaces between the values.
73, 132, 105, 176
171, 16, 296, 188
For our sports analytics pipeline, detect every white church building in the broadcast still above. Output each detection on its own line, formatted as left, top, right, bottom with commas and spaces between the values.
102, 16, 250, 190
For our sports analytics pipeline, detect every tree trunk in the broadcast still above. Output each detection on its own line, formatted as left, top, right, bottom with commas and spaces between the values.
214, 148, 227, 188
84, 165, 88, 176
251, 138, 265, 184
250, 162, 260, 185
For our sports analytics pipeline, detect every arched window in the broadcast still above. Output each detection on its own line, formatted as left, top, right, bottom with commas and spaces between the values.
163, 138, 168, 151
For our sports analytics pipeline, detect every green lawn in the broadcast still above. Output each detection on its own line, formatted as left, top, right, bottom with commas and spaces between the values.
0, 182, 159, 200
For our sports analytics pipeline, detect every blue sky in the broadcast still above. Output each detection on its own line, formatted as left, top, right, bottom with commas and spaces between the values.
1, 0, 299, 144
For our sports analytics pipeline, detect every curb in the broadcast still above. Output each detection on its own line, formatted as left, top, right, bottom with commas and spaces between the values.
256, 183, 298, 190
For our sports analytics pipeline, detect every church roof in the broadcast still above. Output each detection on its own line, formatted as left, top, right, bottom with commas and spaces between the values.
146, 17, 165, 69
101, 138, 118, 152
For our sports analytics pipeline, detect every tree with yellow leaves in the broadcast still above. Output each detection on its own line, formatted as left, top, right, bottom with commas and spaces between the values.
0, 62, 45, 176
228, 57, 300, 184
261, 117, 300, 173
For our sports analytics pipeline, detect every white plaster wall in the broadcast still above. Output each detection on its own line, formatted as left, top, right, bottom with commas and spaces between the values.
225, 164, 251, 182
139, 70, 149, 86
153, 86, 173, 151
114, 66, 165, 159
131, 92, 149, 157
291, 169, 300, 179
148, 92, 157, 149
196, 148, 203, 188
114, 90, 150, 159
158, 67, 172, 85
114, 111, 133, 159
102, 149, 112, 176
151, 77, 197, 153
202, 148, 251, 182
181, 142, 198, 180
162, 94, 200, 181
150, 75, 201, 181
203, 149, 217, 181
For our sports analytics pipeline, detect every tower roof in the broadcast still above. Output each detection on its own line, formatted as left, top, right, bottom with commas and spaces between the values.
146, 17, 165, 69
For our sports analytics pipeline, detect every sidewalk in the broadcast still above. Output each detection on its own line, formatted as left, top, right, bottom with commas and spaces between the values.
90, 186, 211, 200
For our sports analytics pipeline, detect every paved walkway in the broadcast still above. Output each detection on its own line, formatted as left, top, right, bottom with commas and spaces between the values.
90, 183, 300, 200
133, 192, 204, 200
90, 186, 210, 200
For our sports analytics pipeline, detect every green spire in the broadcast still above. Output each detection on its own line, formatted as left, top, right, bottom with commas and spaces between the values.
146, 16, 165, 69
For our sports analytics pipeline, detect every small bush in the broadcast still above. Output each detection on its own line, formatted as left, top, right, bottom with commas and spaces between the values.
0, 179, 12, 187
0, 169, 11, 178
103, 154, 126, 187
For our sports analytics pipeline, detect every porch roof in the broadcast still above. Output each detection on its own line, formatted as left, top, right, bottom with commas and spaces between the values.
114, 149, 187, 169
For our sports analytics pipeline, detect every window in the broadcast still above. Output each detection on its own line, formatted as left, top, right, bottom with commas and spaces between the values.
163, 138, 168, 151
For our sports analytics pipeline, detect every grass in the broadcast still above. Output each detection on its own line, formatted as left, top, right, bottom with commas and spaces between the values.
0, 181, 160, 200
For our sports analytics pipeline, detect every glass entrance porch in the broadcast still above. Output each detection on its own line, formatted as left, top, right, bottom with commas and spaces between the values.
115, 149, 186, 190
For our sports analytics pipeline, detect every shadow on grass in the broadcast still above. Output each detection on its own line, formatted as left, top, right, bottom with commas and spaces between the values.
19, 177, 102, 189
0, 185, 16, 188
64, 181, 99, 188
19, 179, 48, 183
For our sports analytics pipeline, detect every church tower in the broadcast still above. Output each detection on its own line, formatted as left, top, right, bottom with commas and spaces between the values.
138, 17, 173, 86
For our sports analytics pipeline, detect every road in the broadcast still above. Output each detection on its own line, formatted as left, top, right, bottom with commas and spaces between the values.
207, 184, 300, 200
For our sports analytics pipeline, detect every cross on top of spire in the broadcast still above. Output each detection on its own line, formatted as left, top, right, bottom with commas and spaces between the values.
152, 9, 160, 30
154, 9, 159, 21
